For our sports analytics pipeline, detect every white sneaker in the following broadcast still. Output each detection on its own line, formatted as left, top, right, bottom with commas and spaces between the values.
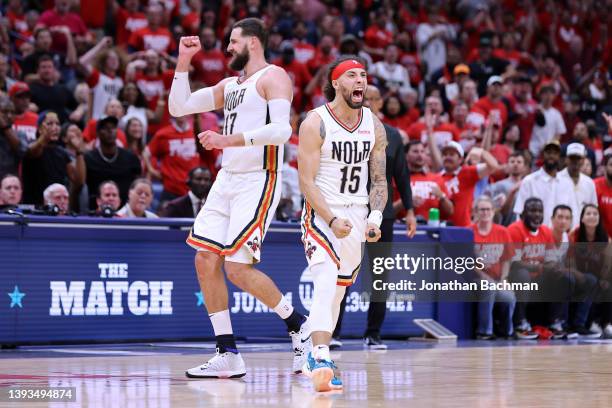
590, 322, 603, 335
329, 337, 343, 349
186, 349, 246, 378
290, 319, 312, 374
604, 324, 612, 339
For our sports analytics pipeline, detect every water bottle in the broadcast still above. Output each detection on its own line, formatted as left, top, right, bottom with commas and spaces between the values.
428, 207, 440, 227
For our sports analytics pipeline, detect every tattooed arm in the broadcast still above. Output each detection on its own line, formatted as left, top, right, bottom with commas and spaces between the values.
298, 112, 353, 239
366, 115, 388, 242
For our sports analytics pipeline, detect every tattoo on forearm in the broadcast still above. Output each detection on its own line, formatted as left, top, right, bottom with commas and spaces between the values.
369, 116, 388, 212
320, 119, 326, 140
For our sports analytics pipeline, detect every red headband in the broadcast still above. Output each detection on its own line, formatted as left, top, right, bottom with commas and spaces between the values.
331, 59, 365, 81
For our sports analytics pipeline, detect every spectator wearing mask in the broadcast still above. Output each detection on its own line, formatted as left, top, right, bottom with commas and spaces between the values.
529, 86, 566, 158
514, 141, 574, 227
486, 151, 528, 226
9, 82, 38, 144
42, 183, 69, 215
429, 136, 499, 227
404, 140, 453, 221
84, 116, 142, 209
144, 115, 199, 203
117, 178, 158, 218
0, 95, 27, 178
160, 167, 212, 218
558, 143, 597, 228
594, 153, 612, 237
569, 205, 612, 338
0, 174, 23, 211
472, 196, 515, 340
22, 111, 85, 205
94, 180, 122, 217
28, 55, 77, 123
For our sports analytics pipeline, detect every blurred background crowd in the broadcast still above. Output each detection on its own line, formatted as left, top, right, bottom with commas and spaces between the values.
0, 0, 610, 237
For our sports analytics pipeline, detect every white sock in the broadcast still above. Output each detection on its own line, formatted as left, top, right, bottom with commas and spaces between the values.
314, 344, 331, 361
209, 309, 233, 336
273, 295, 293, 320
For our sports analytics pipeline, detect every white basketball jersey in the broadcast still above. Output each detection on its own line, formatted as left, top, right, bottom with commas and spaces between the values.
221, 65, 283, 173
312, 104, 376, 206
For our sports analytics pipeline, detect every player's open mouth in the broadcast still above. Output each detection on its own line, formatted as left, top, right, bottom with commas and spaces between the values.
352, 89, 363, 100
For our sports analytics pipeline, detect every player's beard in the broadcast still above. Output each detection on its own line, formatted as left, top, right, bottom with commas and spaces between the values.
229, 45, 250, 71
340, 87, 363, 109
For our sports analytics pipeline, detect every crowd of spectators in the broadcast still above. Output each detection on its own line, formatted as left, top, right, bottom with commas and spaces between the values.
0, 0, 611, 338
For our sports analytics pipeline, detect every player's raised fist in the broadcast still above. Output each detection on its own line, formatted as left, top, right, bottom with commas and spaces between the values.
178, 36, 201, 58
331, 218, 352, 239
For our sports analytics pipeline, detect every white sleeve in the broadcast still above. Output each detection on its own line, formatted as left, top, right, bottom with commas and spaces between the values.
513, 178, 529, 215
556, 110, 567, 135
168, 72, 216, 117
243, 99, 292, 146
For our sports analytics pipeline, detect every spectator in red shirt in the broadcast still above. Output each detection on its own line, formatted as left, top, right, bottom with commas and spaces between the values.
508, 75, 537, 150
9, 82, 38, 144
181, 0, 203, 36
364, 9, 393, 60
429, 134, 499, 226
467, 76, 509, 130
405, 140, 453, 221
113, 0, 148, 48
144, 116, 199, 204
457, 78, 479, 110
307, 35, 336, 76
472, 195, 515, 340
191, 27, 230, 87
37, 0, 88, 54
128, 3, 176, 54
507, 197, 557, 339
274, 41, 312, 111
594, 154, 612, 237
453, 100, 481, 153
292, 21, 316, 66
407, 95, 460, 149
493, 31, 528, 68
82, 99, 128, 147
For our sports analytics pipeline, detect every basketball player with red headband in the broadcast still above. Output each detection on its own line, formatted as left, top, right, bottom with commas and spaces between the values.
298, 56, 388, 391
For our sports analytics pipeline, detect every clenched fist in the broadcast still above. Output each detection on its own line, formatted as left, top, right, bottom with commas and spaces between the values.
178, 36, 201, 59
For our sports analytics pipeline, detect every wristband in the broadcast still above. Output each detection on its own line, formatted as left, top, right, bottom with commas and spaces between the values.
328, 216, 338, 228
367, 210, 383, 228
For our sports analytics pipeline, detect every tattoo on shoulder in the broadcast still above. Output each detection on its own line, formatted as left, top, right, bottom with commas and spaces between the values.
372, 115, 388, 150
320, 118, 326, 140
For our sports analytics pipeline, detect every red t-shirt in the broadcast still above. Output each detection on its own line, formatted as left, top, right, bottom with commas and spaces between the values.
82, 119, 128, 146
134, 70, 173, 134
407, 122, 460, 148
80, 0, 106, 28
468, 96, 508, 130
293, 40, 316, 65
191, 50, 229, 87
129, 27, 176, 53
595, 177, 612, 238
12, 111, 38, 144
472, 223, 514, 280
410, 171, 449, 220
364, 26, 393, 52
441, 165, 481, 227
307, 50, 335, 75
398, 51, 422, 87
115, 8, 147, 47
38, 9, 88, 52
148, 124, 199, 196
274, 59, 313, 110
181, 12, 200, 36
507, 220, 555, 276
383, 114, 413, 135
493, 49, 525, 67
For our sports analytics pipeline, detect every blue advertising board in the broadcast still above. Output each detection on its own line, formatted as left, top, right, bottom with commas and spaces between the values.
1, 215, 473, 345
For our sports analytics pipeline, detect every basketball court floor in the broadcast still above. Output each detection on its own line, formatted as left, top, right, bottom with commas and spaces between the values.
2, 340, 612, 407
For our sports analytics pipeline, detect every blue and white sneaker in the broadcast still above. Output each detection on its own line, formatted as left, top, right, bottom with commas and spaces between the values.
302, 352, 343, 392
